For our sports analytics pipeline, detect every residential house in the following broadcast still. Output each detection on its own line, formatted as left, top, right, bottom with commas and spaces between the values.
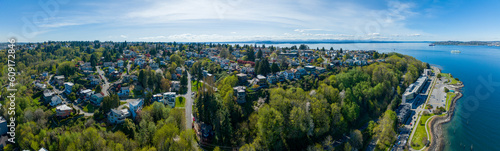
236, 73, 248, 85
257, 75, 267, 87
35, 82, 47, 90
117, 60, 124, 68
56, 104, 72, 117
103, 62, 114, 68
91, 78, 101, 86
162, 92, 176, 108
129, 99, 144, 119
150, 63, 159, 70
304, 66, 316, 73
43, 90, 55, 101
278, 72, 286, 82
108, 67, 115, 74
316, 67, 326, 74
50, 95, 62, 107
176, 67, 183, 75
90, 93, 104, 105
134, 58, 145, 66
152, 94, 163, 102
107, 109, 130, 124
64, 82, 74, 94
53, 75, 65, 86
284, 70, 294, 81
292, 69, 301, 80
79, 89, 94, 101
80, 62, 92, 71
185, 60, 194, 67
267, 74, 277, 84
171, 81, 180, 91
118, 87, 130, 97
345, 59, 354, 66
233, 86, 246, 104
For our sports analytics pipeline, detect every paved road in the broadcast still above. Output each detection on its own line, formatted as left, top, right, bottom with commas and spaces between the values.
96, 66, 110, 96
407, 66, 440, 151
47, 74, 94, 117
180, 68, 194, 130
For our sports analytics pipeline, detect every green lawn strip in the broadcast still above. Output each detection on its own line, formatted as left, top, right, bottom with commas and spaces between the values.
191, 81, 202, 92
175, 96, 186, 108
411, 113, 434, 150
120, 101, 127, 106
446, 92, 456, 111
83, 104, 96, 113
439, 73, 459, 85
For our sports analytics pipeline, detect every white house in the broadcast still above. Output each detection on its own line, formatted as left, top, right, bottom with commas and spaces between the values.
129, 99, 144, 119
107, 109, 130, 124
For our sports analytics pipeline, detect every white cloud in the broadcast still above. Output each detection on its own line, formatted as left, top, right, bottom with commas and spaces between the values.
138, 36, 166, 40
407, 34, 421, 37
120, 35, 127, 38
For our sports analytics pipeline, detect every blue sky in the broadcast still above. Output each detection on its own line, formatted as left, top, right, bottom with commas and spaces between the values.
1, 0, 500, 42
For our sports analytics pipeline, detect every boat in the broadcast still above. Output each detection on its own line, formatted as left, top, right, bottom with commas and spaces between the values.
429, 43, 435, 46
451, 50, 461, 53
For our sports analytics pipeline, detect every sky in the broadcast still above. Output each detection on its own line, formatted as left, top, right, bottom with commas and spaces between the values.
1, 0, 500, 42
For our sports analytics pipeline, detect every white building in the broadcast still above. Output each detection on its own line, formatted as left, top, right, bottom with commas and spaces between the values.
108, 109, 130, 124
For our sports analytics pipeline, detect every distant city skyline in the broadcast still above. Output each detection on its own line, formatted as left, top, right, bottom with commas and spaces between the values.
2, 0, 500, 42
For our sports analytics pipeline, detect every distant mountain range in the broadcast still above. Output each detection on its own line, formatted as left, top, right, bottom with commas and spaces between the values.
225, 40, 433, 44
432, 41, 500, 46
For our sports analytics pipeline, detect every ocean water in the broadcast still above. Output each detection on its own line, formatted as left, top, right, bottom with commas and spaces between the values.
266, 43, 500, 150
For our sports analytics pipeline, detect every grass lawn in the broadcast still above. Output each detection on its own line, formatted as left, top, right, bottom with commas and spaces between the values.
120, 101, 127, 106
83, 104, 97, 113
439, 73, 459, 85
411, 113, 434, 150
191, 81, 203, 93
446, 92, 456, 111
175, 97, 186, 108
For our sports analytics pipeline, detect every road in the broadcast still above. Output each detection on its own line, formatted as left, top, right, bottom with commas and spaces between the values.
179, 67, 194, 130
47, 74, 94, 117
406, 66, 440, 151
96, 66, 110, 96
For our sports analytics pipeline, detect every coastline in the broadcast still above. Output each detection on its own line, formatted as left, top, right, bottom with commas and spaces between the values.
427, 83, 464, 151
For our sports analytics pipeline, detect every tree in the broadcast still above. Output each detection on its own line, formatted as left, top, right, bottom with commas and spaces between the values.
373, 110, 397, 150
160, 78, 171, 92
271, 62, 280, 74
257, 105, 284, 150
123, 119, 137, 138
90, 53, 98, 67
246, 48, 255, 62
95, 85, 102, 93
257, 49, 263, 59
349, 130, 363, 149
